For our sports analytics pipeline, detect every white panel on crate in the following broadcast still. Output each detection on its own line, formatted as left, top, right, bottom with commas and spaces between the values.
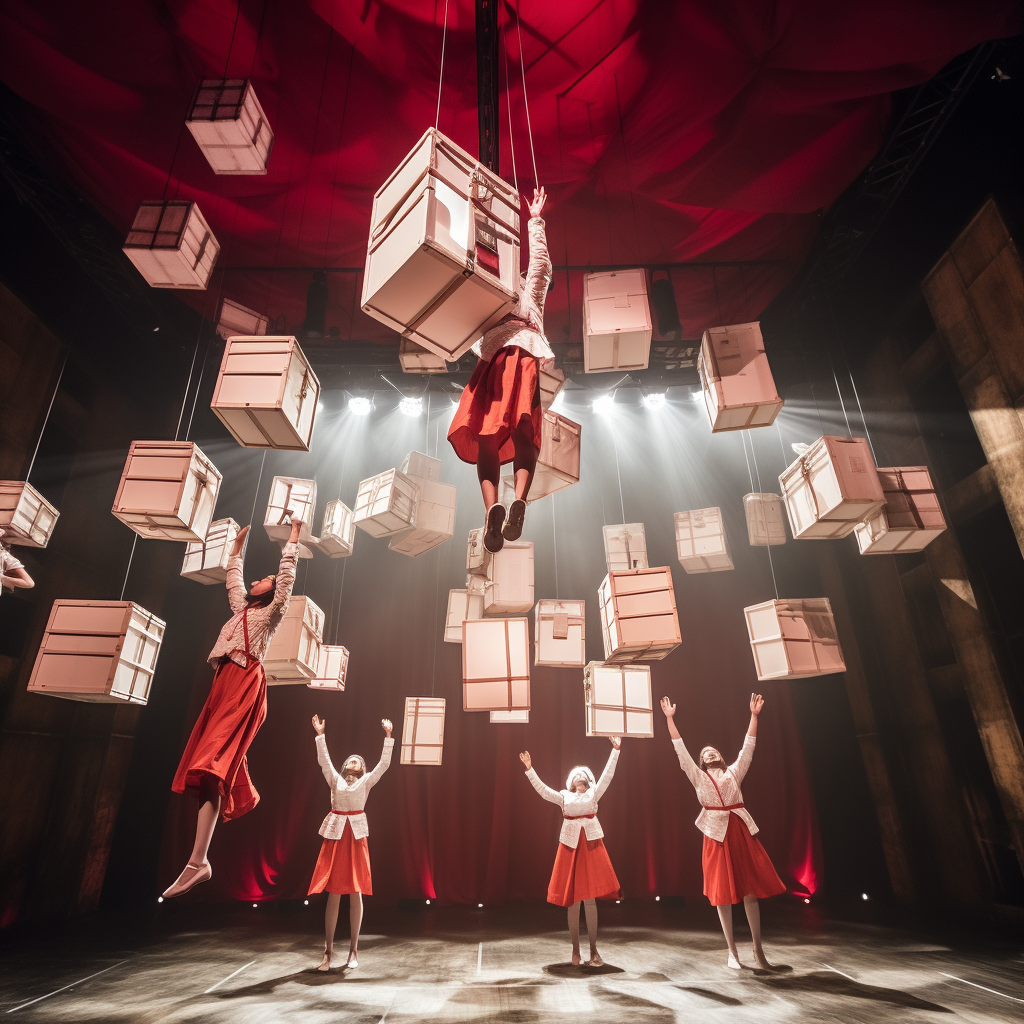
112, 441, 221, 542
0, 481, 59, 548
490, 710, 529, 723
308, 645, 349, 692
603, 523, 648, 572
212, 336, 320, 451
181, 518, 240, 584
855, 467, 946, 555
27, 600, 166, 704
599, 567, 681, 664
445, 588, 485, 643
466, 527, 491, 577
317, 500, 356, 558
744, 493, 787, 547
674, 507, 733, 574
123, 201, 219, 290
264, 476, 317, 547
484, 541, 534, 615
354, 469, 419, 538
389, 478, 456, 556
361, 128, 520, 362
744, 598, 846, 680
400, 451, 442, 482
264, 595, 324, 684
780, 436, 884, 540
530, 412, 581, 502
584, 662, 654, 738
186, 78, 273, 175
583, 270, 652, 373
697, 322, 783, 432
534, 599, 586, 668
399, 337, 448, 373
216, 297, 269, 339
539, 365, 565, 411
400, 696, 446, 766
462, 617, 530, 712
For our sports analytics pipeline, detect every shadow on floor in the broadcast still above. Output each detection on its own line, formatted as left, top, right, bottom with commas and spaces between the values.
544, 961, 626, 977
759, 971, 953, 1012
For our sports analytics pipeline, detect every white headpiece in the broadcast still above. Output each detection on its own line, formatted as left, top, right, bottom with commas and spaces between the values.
565, 765, 596, 791
343, 754, 366, 775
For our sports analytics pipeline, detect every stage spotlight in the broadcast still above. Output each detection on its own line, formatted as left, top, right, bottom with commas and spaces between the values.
157, 896, 164, 903
690, 389, 704, 402
615, 899, 621, 904
304, 899, 309, 906
477, 903, 483, 908
642, 391, 666, 410
802, 898, 810, 904
317, 402, 324, 413
349, 396, 372, 415
400, 396, 423, 417
550, 390, 566, 412
861, 893, 869, 901
655, 896, 661, 902
252, 903, 258, 908
425, 899, 431, 905
593, 393, 615, 414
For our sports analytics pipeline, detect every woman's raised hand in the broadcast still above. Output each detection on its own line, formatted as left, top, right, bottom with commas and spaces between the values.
382, 718, 393, 737
312, 714, 325, 736
750, 693, 764, 716
660, 696, 676, 718
519, 750, 532, 771
288, 515, 304, 544
232, 524, 251, 556
609, 736, 621, 749
528, 186, 547, 218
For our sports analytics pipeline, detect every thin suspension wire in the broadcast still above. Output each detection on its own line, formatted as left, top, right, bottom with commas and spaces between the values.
513, 3, 538, 186
551, 491, 559, 599
174, 338, 203, 441
748, 434, 780, 600
248, 450, 268, 527
611, 428, 626, 523
119, 535, 138, 602
435, 0, 451, 130
827, 290, 878, 461
248, 0, 268, 76
740, 431, 756, 493
26, 352, 67, 482
430, 545, 441, 698
794, 312, 825, 436
502, 18, 519, 195
224, 0, 243, 77
775, 422, 788, 471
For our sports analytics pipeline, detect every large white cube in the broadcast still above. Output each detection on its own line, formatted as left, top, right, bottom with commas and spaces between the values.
599, 566, 681, 664
389, 478, 456, 556
445, 587, 485, 643
530, 412, 581, 502
316, 500, 355, 558
466, 527, 491, 577
264, 595, 324, 684
697, 322, 783, 432
216, 297, 268, 339
112, 441, 222, 542
400, 696, 446, 765
603, 523, 648, 572
0, 481, 59, 548
780, 435, 884, 540
539, 365, 565, 411
744, 493, 787, 546
27, 600, 166, 704
463, 617, 530, 712
308, 644, 349, 692
211, 336, 320, 451
264, 476, 317, 547
584, 662, 654, 738
354, 469, 419, 538
744, 598, 846, 680
181, 518, 240, 584
534, 599, 586, 667
583, 269, 652, 372
362, 128, 520, 362
484, 541, 534, 614
490, 710, 529, 723
855, 467, 946, 555
674, 507, 733, 573
123, 201, 219, 290
399, 337, 448, 373
186, 78, 273, 175
400, 451, 442, 482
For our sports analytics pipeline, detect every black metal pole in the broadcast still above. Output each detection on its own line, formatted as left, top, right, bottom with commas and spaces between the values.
475, 0, 499, 173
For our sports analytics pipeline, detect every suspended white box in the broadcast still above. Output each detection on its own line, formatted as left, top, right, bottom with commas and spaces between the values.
316, 500, 355, 558
181, 517, 240, 585
27, 600, 166, 704
186, 78, 274, 175
307, 644, 349, 692
401, 451, 442, 481
462, 617, 530, 712
0, 480, 59, 548
582, 269, 652, 373
361, 127, 520, 362
855, 466, 946, 555
211, 335, 320, 451
490, 710, 529, 723
112, 441, 221, 542
744, 598, 846, 680
674, 507, 734, 574
539, 365, 565, 411
445, 587, 485, 643
399, 337, 448, 373
697, 322, 783, 432
389, 478, 456, 557
264, 595, 324, 684
534, 599, 586, 668
484, 540, 534, 615
603, 523, 648, 572
584, 662, 654, 738
353, 469, 419, 538
530, 412, 582, 502
216, 297, 268, 340
780, 435, 885, 540
599, 566, 681, 664
400, 696, 446, 766
744, 493, 787, 547
264, 476, 317, 547
466, 527, 491, 577
123, 201, 219, 290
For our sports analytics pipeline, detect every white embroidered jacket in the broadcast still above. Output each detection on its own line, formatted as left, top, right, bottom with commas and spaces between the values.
1, 547, 24, 590
526, 748, 619, 848
316, 735, 394, 841
672, 735, 758, 842
473, 216, 554, 363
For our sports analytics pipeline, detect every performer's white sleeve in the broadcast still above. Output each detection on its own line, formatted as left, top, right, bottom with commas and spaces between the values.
594, 746, 620, 801
526, 768, 563, 807
315, 734, 340, 789
364, 737, 395, 791
225, 554, 247, 613
523, 216, 553, 326
729, 733, 756, 786
270, 542, 299, 612
672, 737, 702, 789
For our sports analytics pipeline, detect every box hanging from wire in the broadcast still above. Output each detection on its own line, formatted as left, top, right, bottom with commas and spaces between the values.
444, 587, 485, 643
389, 478, 456, 556
583, 269, 652, 372
744, 493, 787, 546
529, 412, 582, 502
0, 481, 59, 548
308, 644, 349, 692
354, 469, 419, 538
264, 595, 324, 684
539, 365, 565, 410
399, 337, 449, 373
854, 466, 946, 554
462, 617, 531, 712
674, 507, 734, 573
216, 297, 269, 339
603, 523, 648, 572
599, 566, 681, 663
400, 696, 446, 766
584, 662, 654, 738
186, 78, 274, 174
400, 451, 442, 482
697, 322, 783, 431
490, 710, 529, 723
466, 527, 492, 578
264, 476, 317, 548
744, 598, 846, 680
181, 517, 240, 584
123, 201, 219, 290
484, 540, 534, 615
316, 500, 356, 558
534, 599, 586, 667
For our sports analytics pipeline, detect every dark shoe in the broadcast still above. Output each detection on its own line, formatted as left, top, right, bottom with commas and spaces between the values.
503, 499, 527, 541
483, 504, 506, 553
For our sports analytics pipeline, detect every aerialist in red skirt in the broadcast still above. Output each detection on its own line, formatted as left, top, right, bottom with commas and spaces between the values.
448, 186, 554, 553
162, 516, 303, 898
309, 714, 393, 971
520, 737, 621, 967
660, 693, 785, 970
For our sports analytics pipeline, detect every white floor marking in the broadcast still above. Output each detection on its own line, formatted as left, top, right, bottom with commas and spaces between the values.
6, 960, 128, 1013
939, 972, 1024, 1004
203, 959, 256, 995
477, 942, 483, 974
821, 963, 857, 981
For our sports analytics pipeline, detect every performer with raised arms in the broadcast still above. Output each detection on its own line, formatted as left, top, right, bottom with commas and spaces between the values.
0, 527, 35, 592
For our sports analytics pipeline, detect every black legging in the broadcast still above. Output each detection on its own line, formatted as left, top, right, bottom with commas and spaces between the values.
477, 419, 539, 497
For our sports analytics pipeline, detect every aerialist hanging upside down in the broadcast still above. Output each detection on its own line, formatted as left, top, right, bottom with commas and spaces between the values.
448, 186, 554, 553
162, 516, 303, 899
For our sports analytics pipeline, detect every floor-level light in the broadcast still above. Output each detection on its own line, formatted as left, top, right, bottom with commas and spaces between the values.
252, 903, 258, 908
861, 893, 869, 901
615, 899, 621, 904
655, 896, 661, 902
304, 899, 309, 906
477, 903, 483, 908
642, 391, 666, 410
592, 393, 615, 415
425, 899, 431, 905
157, 896, 164, 903
400, 396, 423, 417
802, 898, 810, 904
349, 396, 372, 415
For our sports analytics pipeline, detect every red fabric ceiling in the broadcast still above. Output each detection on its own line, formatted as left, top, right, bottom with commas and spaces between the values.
0, 0, 1018, 346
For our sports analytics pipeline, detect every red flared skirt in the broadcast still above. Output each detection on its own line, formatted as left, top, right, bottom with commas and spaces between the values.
447, 345, 542, 465
308, 827, 373, 895
171, 657, 267, 822
702, 814, 786, 906
547, 838, 621, 907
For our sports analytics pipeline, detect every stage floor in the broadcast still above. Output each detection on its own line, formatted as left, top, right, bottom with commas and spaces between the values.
1, 899, 1021, 1022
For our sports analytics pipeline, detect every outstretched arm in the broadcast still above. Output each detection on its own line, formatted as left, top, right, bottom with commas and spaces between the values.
729, 693, 762, 784
364, 719, 395, 790
270, 518, 302, 612
2, 565, 34, 590
593, 737, 621, 800
661, 697, 701, 788
519, 750, 563, 806
312, 715, 340, 788
523, 188, 552, 322
225, 525, 250, 612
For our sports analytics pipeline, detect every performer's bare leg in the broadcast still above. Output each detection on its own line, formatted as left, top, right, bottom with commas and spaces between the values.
743, 895, 773, 969
346, 893, 363, 968
567, 900, 583, 965
163, 777, 219, 898
717, 904, 742, 968
319, 893, 342, 970
583, 898, 602, 966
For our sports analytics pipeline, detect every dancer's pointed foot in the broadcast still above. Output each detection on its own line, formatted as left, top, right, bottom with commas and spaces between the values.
344, 950, 358, 970
570, 950, 582, 967
727, 953, 743, 970
162, 861, 211, 899
502, 499, 527, 541
483, 504, 506, 553
317, 948, 335, 972
586, 950, 603, 967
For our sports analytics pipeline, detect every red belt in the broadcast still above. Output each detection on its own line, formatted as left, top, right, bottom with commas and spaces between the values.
564, 814, 595, 820
330, 809, 363, 815
702, 803, 745, 811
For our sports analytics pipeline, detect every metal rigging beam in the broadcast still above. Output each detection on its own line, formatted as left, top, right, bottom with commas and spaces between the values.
476, 0, 500, 173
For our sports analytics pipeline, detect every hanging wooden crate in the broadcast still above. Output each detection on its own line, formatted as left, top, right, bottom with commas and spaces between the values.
354, 469, 419, 538
744, 493, 787, 546
539, 365, 565, 411
389, 479, 456, 556
316, 500, 355, 558
216, 297, 269, 339
534, 598, 586, 668
0, 480, 59, 548
400, 451, 442, 481
362, 127, 520, 362
697, 322, 783, 432
744, 598, 846, 680
490, 710, 529, 723
264, 476, 317, 547
530, 412, 582, 502
400, 696, 446, 766
264, 595, 324, 684
308, 644, 349, 692
445, 587, 485, 643
584, 662, 654, 738
181, 517, 240, 584
399, 337, 448, 373
27, 600, 166, 704
603, 523, 648, 572
855, 467, 946, 555
112, 441, 221, 542
780, 435, 884, 540
123, 200, 219, 290
484, 540, 534, 615
466, 526, 491, 577
462, 617, 530, 712
583, 269, 652, 372
186, 78, 273, 174
674, 507, 734, 573
599, 566, 681, 664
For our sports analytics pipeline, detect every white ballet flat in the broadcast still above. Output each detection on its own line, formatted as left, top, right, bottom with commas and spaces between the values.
727, 954, 743, 970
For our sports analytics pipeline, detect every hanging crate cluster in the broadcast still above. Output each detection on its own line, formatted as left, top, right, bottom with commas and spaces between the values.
484, 541, 535, 615
462, 617, 530, 712
539, 365, 565, 410
0, 480, 59, 548
400, 696, 446, 766
743, 493, 787, 546
181, 517, 241, 584
674, 507, 734, 573
123, 201, 219, 290
466, 526, 491, 578
353, 468, 419, 538
186, 78, 274, 175
583, 270, 652, 372
399, 337, 448, 374
265, 595, 324, 684
603, 523, 648, 572
744, 598, 846, 680
308, 644, 349, 692
389, 452, 456, 557
598, 566, 681, 664
316, 499, 356, 558
534, 599, 586, 668
584, 662, 654, 738
216, 297, 268, 340
697, 322, 783, 432
854, 467, 946, 554
264, 476, 317, 550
